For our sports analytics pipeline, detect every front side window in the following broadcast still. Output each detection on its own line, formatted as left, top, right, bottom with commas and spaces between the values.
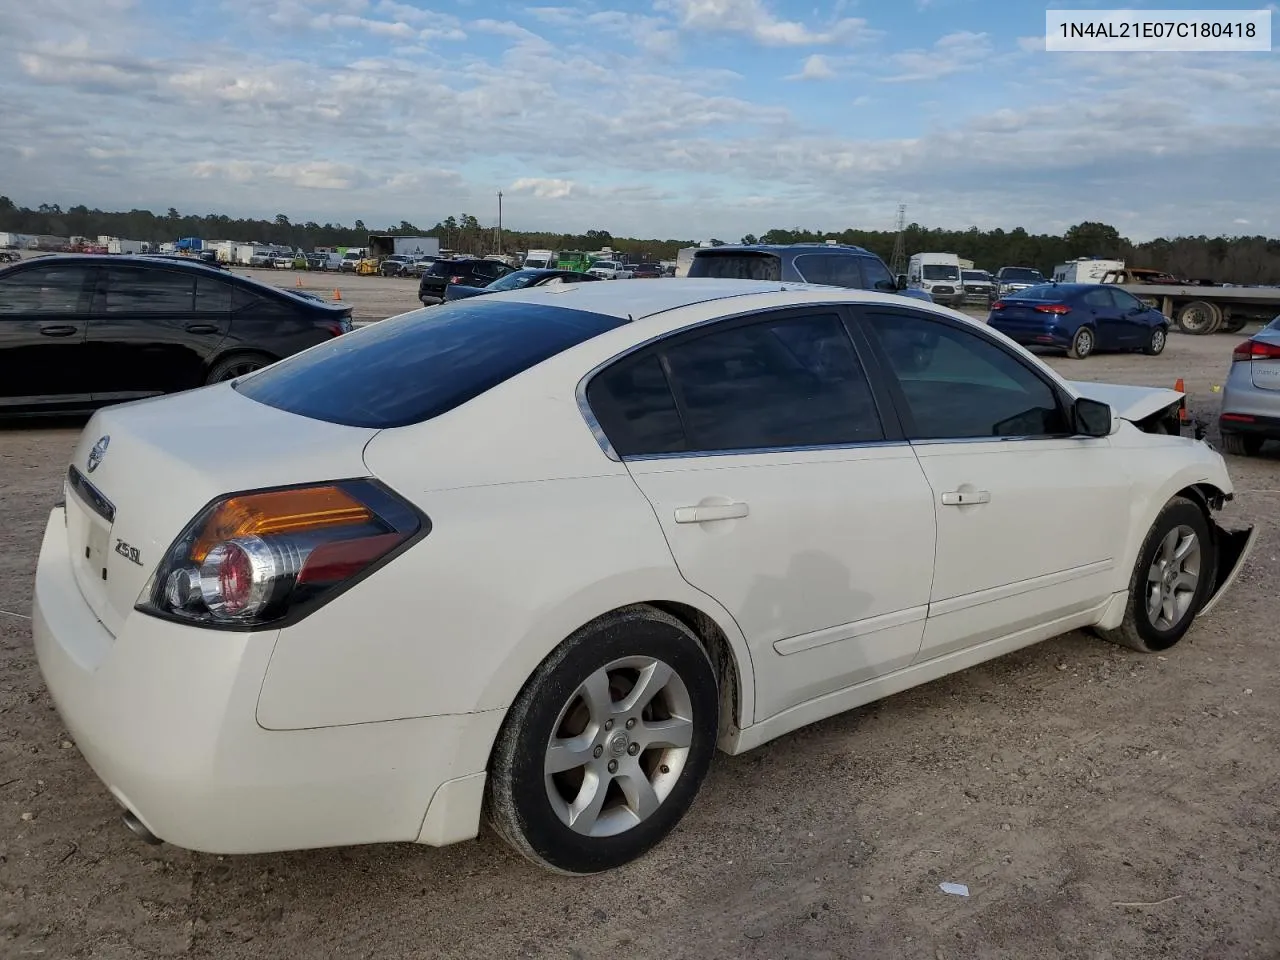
864, 310, 1069, 440
793, 254, 864, 288
0, 265, 94, 315
862, 257, 897, 292
105, 268, 195, 313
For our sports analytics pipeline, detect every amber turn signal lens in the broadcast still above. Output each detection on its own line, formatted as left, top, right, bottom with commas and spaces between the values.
190, 486, 372, 563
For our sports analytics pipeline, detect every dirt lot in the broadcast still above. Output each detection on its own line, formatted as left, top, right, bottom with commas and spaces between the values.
1, 286, 1277, 959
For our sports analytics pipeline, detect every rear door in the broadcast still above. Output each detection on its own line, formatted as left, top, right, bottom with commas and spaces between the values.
586, 307, 937, 721
0, 261, 94, 407
87, 265, 230, 400
858, 306, 1130, 661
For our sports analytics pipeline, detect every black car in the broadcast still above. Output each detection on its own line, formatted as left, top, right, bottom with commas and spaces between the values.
418, 258, 518, 305
0, 254, 353, 416
442, 268, 601, 303
686, 243, 935, 303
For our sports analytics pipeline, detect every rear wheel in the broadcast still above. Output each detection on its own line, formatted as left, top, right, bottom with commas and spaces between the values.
1176, 300, 1222, 335
1220, 432, 1264, 456
205, 353, 273, 385
486, 606, 719, 875
1219, 313, 1248, 335
1143, 326, 1168, 356
1094, 496, 1216, 653
1067, 326, 1095, 359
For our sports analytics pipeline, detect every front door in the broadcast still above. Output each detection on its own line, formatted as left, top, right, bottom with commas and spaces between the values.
584, 308, 937, 722
858, 307, 1130, 661
0, 261, 94, 407
1081, 287, 1125, 350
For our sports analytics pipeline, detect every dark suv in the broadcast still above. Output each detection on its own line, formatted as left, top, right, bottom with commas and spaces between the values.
687, 244, 934, 303
0, 254, 353, 416
418, 258, 517, 305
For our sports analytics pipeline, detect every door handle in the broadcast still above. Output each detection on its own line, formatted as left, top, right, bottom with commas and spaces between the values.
185, 323, 219, 334
674, 501, 749, 524
941, 490, 990, 506
39, 325, 78, 337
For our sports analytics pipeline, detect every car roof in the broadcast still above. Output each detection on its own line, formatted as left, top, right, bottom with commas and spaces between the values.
693, 243, 874, 256
480, 277, 951, 321
13, 252, 226, 272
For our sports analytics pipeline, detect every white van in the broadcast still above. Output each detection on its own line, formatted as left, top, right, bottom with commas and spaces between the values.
523, 249, 557, 269
907, 252, 964, 306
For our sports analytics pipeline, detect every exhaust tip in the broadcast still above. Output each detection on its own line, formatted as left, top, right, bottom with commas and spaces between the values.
122, 810, 163, 845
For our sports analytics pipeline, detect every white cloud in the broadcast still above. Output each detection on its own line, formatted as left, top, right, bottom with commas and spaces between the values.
882, 31, 993, 83
1017, 35, 1044, 53
787, 54, 837, 81
510, 178, 576, 199
657, 0, 876, 46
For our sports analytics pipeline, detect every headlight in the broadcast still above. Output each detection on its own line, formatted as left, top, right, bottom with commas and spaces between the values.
137, 480, 426, 629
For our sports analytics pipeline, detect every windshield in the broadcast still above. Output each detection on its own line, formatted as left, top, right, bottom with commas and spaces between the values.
922, 264, 959, 280
488, 271, 540, 291
235, 299, 628, 428
593, 262, 616, 269
1001, 268, 1044, 283
962, 271, 989, 281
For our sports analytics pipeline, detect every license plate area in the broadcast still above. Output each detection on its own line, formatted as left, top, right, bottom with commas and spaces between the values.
1251, 359, 1280, 391
65, 473, 116, 627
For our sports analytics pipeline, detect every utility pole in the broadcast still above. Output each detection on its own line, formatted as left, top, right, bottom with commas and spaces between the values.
497, 191, 503, 255
889, 203, 907, 278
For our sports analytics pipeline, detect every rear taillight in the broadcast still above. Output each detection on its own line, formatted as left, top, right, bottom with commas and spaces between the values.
991, 301, 1005, 310
137, 480, 424, 629
1034, 303, 1072, 314
322, 318, 352, 337
450, 275, 464, 284
1233, 339, 1280, 361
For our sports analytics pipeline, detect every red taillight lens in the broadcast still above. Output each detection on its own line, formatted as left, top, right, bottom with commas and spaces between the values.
1034, 303, 1072, 314
138, 480, 425, 628
991, 300, 1005, 310
1233, 339, 1280, 361
450, 275, 464, 284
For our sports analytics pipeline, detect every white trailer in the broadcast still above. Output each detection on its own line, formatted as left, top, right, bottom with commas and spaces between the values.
1053, 258, 1126, 283
368, 235, 440, 259
107, 238, 144, 255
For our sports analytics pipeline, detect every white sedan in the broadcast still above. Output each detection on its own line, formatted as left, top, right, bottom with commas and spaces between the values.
33, 280, 1255, 874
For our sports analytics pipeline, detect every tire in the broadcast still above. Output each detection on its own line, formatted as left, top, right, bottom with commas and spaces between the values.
1175, 300, 1221, 335
1143, 326, 1168, 356
1067, 326, 1096, 359
1094, 496, 1216, 653
486, 605, 719, 875
205, 353, 273, 385
1219, 314, 1247, 335
1220, 432, 1264, 457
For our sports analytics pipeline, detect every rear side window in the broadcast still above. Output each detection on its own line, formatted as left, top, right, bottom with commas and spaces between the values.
194, 276, 233, 312
236, 299, 628, 428
104, 267, 195, 313
687, 252, 781, 281
1082, 288, 1115, 309
586, 355, 686, 457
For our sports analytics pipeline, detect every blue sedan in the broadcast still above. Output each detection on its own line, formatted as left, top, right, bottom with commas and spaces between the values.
987, 283, 1170, 359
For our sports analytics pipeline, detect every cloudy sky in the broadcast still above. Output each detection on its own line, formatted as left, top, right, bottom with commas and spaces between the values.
1, 0, 1276, 241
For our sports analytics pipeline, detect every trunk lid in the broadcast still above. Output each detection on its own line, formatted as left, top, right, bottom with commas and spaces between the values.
1248, 331, 1280, 392
63, 384, 378, 637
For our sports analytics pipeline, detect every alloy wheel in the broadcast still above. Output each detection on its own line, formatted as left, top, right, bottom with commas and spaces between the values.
544, 656, 693, 838
1146, 524, 1201, 631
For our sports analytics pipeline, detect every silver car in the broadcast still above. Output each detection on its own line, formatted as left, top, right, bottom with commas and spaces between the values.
1219, 316, 1280, 456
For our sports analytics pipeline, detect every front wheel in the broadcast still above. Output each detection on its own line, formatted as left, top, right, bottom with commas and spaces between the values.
1094, 496, 1216, 653
486, 606, 719, 875
1068, 326, 1095, 359
1143, 326, 1168, 356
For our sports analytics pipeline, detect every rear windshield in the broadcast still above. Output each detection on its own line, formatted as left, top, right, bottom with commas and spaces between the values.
235, 299, 628, 428
1000, 268, 1044, 283
1004, 284, 1059, 300
427, 260, 461, 275
688, 252, 782, 281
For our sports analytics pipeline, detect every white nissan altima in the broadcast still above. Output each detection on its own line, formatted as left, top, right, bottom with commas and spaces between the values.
33, 279, 1255, 874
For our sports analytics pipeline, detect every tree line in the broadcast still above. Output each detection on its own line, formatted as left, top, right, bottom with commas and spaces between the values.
3, 197, 1278, 283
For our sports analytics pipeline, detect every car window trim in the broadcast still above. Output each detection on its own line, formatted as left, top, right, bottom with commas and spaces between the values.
578, 303, 901, 462
850, 304, 1082, 444
0, 261, 99, 317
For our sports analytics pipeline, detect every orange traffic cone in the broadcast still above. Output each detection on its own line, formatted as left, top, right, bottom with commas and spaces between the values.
1174, 378, 1188, 421
333, 288, 342, 301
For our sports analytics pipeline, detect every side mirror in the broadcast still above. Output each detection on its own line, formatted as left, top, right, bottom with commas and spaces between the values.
895, 274, 908, 290
1073, 397, 1115, 437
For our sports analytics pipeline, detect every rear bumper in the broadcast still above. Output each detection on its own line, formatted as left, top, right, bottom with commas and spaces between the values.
1219, 412, 1280, 439
989, 324, 1070, 349
32, 508, 500, 854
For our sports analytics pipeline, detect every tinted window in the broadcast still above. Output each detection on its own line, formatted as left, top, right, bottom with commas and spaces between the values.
0, 264, 93, 314
236, 299, 628, 428
1083, 288, 1115, 309
427, 261, 455, 277
586, 355, 686, 456
921, 264, 959, 281
687, 252, 782, 281
194, 276, 233, 312
1000, 268, 1044, 283
793, 254, 864, 288
105, 268, 195, 313
863, 257, 898, 292
865, 310, 1068, 440
1006, 285, 1059, 301
1112, 289, 1145, 310
661, 313, 882, 452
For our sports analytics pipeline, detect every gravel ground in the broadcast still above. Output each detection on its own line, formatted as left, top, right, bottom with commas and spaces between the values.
1, 280, 1277, 959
